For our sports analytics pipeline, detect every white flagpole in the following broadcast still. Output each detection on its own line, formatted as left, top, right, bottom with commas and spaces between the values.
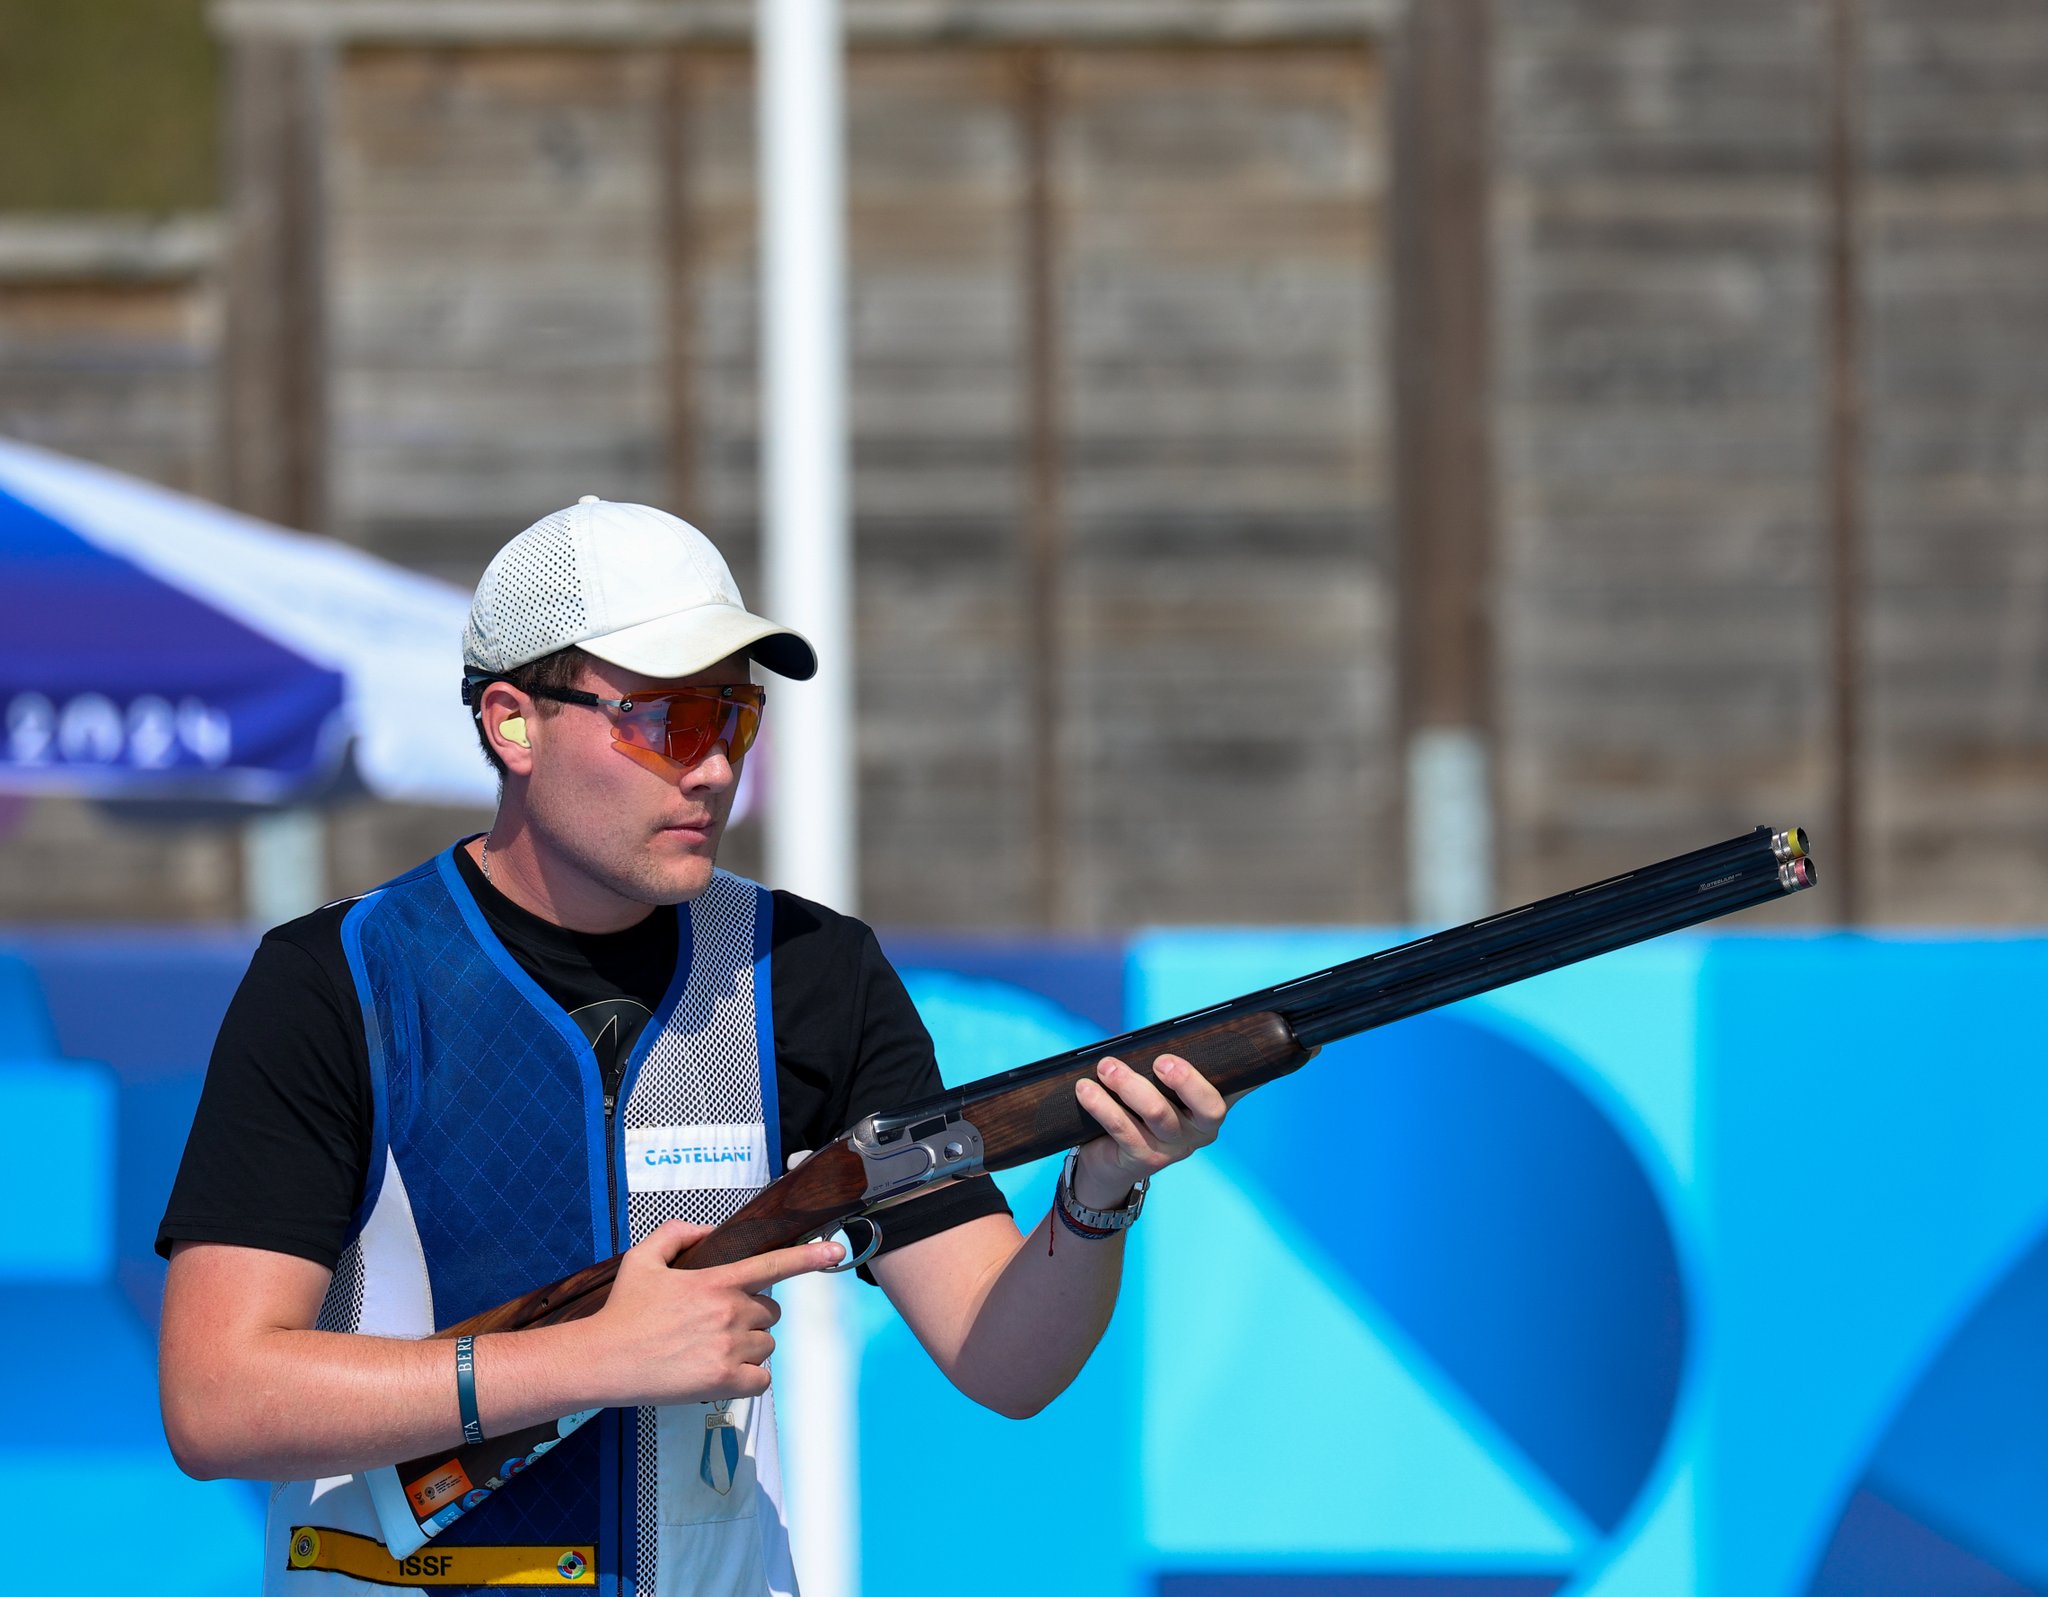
757, 1, 859, 1593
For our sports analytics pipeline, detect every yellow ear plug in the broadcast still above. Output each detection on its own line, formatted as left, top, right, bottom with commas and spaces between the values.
500, 716, 529, 748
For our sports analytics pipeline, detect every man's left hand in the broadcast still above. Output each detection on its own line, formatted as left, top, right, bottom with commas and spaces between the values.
1070, 1053, 1226, 1210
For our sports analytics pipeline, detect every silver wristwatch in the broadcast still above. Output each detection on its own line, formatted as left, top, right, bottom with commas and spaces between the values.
1057, 1151, 1149, 1231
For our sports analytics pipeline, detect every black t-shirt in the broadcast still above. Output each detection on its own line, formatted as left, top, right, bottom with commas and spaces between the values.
157, 846, 1008, 1274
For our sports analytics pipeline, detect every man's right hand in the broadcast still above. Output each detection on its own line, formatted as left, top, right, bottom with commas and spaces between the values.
574, 1219, 844, 1408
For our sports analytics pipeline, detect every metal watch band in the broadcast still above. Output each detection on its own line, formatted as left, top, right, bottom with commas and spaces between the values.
1056, 1150, 1149, 1233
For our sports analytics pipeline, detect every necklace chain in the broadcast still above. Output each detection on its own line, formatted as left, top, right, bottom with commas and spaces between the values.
480, 836, 493, 883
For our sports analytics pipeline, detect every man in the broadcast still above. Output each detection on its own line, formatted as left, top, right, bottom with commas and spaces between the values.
156, 498, 1227, 1596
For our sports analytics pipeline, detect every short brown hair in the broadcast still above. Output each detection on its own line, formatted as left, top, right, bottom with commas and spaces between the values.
467, 645, 596, 778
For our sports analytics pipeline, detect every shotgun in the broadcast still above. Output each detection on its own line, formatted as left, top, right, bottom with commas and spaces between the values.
365, 824, 1815, 1555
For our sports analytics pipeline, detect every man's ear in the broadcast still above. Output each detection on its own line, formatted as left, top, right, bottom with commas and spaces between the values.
480, 682, 537, 770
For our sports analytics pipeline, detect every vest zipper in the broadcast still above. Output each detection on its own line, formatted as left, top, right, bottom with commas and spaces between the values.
602, 1059, 626, 1246
600, 1058, 627, 1589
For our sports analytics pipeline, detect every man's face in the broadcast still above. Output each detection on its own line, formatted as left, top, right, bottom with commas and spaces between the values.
517, 652, 754, 910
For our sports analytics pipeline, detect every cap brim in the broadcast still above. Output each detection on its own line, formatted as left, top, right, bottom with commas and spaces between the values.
577, 604, 819, 681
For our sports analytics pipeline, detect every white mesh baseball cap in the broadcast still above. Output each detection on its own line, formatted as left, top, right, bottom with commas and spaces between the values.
463, 497, 817, 681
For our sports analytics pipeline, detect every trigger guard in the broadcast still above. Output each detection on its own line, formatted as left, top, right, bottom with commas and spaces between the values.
818, 1216, 881, 1274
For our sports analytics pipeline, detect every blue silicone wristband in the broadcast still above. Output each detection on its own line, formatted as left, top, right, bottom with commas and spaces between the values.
455, 1335, 484, 1446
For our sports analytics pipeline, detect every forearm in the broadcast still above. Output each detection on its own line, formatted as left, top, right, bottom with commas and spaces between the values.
161, 1317, 602, 1483
160, 1224, 829, 1482
945, 1051, 1220, 1417
875, 1190, 1135, 1421
958, 1209, 1129, 1418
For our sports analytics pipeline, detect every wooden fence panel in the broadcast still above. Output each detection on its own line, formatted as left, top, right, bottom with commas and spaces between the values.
1861, 0, 2048, 919
1052, 48, 1395, 928
1490, 7, 1834, 912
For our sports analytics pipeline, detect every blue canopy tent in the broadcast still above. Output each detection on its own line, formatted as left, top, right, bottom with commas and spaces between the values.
0, 441, 505, 1570
0, 438, 516, 1579
0, 436, 492, 808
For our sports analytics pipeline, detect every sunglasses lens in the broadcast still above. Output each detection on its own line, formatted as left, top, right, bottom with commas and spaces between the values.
722, 701, 762, 760
611, 689, 763, 768
667, 699, 759, 766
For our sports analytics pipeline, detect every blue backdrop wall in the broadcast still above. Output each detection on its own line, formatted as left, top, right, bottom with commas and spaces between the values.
2, 926, 2042, 1596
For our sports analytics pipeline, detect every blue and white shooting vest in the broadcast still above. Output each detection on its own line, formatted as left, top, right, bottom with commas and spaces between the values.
264, 849, 798, 1597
